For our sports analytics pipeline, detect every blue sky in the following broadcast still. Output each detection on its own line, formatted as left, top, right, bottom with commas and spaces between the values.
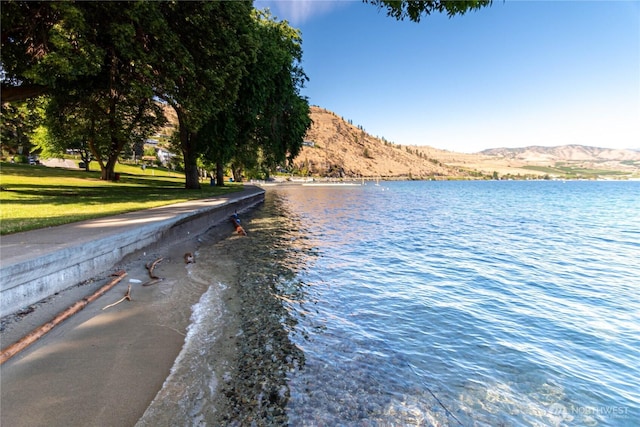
255, 0, 639, 153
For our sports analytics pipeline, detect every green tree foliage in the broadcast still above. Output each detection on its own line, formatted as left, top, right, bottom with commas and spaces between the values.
2, 1, 165, 180
364, 0, 493, 22
61, 2, 165, 180
197, 9, 311, 185
244, 11, 311, 179
153, 1, 256, 189
0, 2, 104, 102
0, 97, 47, 156
45, 89, 163, 179
196, 108, 238, 185
2, 1, 310, 186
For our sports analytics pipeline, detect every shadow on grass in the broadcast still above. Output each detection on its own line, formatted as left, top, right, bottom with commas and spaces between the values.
1, 162, 244, 234
1, 163, 184, 183
2, 183, 239, 205
0, 163, 97, 179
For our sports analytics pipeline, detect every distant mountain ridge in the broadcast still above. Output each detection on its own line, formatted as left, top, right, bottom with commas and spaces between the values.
293, 107, 639, 179
479, 145, 640, 162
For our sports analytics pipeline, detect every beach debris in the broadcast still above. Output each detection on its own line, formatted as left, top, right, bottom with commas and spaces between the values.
142, 278, 163, 287
184, 252, 195, 264
146, 257, 164, 278
129, 278, 142, 284
102, 284, 132, 310
0, 270, 128, 365
142, 257, 165, 285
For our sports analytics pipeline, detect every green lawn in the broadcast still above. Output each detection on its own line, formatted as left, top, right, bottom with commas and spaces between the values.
0, 162, 242, 235
522, 164, 631, 179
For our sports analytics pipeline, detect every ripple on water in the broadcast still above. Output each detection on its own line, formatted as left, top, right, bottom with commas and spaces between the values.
144, 181, 640, 426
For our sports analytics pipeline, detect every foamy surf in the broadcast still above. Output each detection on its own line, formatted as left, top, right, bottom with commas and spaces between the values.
136, 282, 228, 426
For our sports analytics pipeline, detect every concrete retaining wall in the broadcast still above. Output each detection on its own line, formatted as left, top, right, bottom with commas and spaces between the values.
0, 189, 264, 317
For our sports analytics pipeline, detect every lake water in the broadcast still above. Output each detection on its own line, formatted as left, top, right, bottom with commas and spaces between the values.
141, 180, 639, 426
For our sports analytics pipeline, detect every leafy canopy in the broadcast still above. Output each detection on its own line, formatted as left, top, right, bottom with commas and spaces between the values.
365, 0, 493, 22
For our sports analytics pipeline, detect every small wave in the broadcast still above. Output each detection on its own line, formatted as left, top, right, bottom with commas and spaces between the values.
136, 283, 228, 426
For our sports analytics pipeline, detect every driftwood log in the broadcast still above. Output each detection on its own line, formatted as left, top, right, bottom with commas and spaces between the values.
0, 270, 127, 365
142, 257, 164, 286
142, 278, 163, 287
102, 284, 132, 310
145, 257, 163, 279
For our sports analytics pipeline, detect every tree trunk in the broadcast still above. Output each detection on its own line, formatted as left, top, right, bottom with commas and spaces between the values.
101, 156, 118, 181
80, 149, 92, 172
216, 162, 225, 187
100, 135, 122, 181
88, 133, 105, 175
183, 153, 200, 189
231, 164, 243, 182
182, 132, 201, 189
173, 106, 201, 189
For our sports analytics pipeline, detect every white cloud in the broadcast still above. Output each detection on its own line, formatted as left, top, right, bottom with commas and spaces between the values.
255, 0, 347, 25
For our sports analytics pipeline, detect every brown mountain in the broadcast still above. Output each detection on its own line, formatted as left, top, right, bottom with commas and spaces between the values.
161, 104, 638, 179
476, 145, 640, 177
293, 106, 474, 179
480, 145, 640, 163
292, 106, 639, 179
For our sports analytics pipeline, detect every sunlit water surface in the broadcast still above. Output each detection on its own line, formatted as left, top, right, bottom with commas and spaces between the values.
149, 181, 640, 426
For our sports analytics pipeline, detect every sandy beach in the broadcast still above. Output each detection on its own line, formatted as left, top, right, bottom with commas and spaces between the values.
0, 218, 240, 426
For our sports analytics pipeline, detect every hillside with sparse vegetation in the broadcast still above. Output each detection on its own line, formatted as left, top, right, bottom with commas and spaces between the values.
290, 106, 640, 180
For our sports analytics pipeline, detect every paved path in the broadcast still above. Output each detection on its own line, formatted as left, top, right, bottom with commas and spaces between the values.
0, 185, 265, 317
0, 185, 265, 427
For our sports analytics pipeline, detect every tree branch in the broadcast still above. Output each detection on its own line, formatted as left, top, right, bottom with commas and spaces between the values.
0, 83, 48, 103
145, 257, 163, 279
102, 284, 132, 310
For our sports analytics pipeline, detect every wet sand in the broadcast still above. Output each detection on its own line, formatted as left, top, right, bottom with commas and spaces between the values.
0, 220, 239, 427
135, 194, 305, 425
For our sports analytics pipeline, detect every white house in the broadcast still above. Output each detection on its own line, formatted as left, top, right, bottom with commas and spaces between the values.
157, 147, 175, 166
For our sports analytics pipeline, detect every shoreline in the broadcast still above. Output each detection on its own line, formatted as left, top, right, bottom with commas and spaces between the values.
135, 227, 245, 425
0, 205, 252, 426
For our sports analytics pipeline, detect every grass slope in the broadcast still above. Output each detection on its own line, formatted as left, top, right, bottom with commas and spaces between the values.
521, 165, 629, 179
0, 162, 242, 235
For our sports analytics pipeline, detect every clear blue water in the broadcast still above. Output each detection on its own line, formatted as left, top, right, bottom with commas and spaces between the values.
270, 181, 639, 426
143, 180, 640, 426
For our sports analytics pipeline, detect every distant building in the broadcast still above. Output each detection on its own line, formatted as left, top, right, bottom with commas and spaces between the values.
157, 148, 175, 166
